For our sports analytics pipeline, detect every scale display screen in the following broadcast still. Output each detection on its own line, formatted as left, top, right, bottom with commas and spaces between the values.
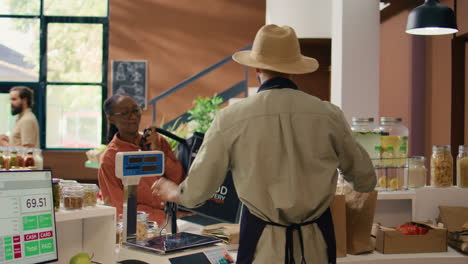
122, 153, 163, 177
0, 171, 58, 264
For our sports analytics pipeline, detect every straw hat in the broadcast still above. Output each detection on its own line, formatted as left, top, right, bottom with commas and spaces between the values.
232, 24, 319, 74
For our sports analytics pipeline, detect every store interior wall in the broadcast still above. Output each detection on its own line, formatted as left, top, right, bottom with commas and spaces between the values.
44, 0, 266, 182
45, 0, 467, 183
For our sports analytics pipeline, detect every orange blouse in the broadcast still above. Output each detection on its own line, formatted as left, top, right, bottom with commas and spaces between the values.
98, 132, 184, 225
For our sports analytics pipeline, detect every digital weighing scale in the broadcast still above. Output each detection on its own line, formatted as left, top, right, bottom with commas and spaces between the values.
115, 151, 221, 255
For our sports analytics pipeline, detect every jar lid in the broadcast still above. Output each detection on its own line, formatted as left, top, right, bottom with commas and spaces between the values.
81, 183, 99, 192
380, 117, 402, 123
62, 185, 84, 194
459, 145, 468, 151
352, 117, 374, 123
410, 156, 425, 161
52, 178, 60, 184
432, 145, 451, 150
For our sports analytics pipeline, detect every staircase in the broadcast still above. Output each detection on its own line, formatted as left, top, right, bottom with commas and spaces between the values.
148, 45, 252, 130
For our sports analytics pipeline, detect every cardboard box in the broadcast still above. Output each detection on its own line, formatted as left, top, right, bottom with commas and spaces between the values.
375, 222, 448, 254
331, 194, 347, 258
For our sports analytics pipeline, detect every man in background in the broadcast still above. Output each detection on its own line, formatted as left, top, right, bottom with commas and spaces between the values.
0, 86, 39, 148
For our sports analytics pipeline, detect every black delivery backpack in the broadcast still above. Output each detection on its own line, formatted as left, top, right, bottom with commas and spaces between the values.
154, 128, 242, 223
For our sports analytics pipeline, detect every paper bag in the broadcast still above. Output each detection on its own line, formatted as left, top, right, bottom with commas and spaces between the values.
330, 194, 347, 257
342, 185, 377, 254
201, 223, 240, 244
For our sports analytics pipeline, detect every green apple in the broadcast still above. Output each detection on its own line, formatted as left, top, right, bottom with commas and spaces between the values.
69, 252, 91, 264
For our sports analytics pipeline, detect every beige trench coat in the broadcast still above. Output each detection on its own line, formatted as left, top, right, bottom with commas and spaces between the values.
178, 88, 376, 263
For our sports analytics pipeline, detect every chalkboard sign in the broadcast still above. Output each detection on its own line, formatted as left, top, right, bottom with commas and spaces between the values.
111, 60, 147, 109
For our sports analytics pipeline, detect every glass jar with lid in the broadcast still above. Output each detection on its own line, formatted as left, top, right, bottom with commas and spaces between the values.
456, 145, 468, 188
136, 211, 149, 242
431, 145, 453, 187
81, 183, 99, 207
62, 185, 84, 210
24, 151, 35, 168
8, 150, 19, 169
59, 180, 79, 203
351, 117, 381, 159
378, 117, 409, 166
407, 156, 426, 188
52, 178, 61, 211
0, 147, 4, 170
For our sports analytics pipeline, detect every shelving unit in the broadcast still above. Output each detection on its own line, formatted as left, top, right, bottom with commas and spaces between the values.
54, 205, 116, 264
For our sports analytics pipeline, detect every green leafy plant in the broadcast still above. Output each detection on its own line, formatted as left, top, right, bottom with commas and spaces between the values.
160, 118, 190, 151
187, 95, 223, 134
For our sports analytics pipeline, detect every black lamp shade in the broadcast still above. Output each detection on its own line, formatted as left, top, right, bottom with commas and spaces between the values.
406, 0, 458, 35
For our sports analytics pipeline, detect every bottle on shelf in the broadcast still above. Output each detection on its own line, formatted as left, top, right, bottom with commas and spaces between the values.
456, 145, 468, 188
407, 156, 427, 188
24, 151, 35, 168
431, 145, 453, 187
9, 150, 19, 169
17, 147, 25, 168
0, 147, 4, 170
33, 148, 44, 170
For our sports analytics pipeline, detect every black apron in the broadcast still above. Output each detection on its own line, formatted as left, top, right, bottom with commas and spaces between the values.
236, 77, 337, 264
236, 206, 336, 264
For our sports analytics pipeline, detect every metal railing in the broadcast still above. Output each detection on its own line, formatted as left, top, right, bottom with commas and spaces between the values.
149, 45, 252, 127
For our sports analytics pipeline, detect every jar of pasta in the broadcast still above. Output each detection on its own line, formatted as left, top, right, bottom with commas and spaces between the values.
62, 185, 84, 210
457, 145, 468, 188
431, 145, 453, 187
81, 183, 99, 207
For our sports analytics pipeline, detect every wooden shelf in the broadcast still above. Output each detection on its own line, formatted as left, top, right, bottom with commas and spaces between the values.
377, 190, 416, 200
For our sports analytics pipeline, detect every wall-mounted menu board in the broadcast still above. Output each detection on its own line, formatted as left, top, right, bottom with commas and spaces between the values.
112, 60, 147, 109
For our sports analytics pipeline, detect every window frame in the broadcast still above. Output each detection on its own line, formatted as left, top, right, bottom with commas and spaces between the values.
0, 0, 109, 150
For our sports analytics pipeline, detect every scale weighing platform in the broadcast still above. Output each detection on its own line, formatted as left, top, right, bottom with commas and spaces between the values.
116, 151, 224, 259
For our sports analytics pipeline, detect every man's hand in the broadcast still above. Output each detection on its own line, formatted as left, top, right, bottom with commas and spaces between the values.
151, 177, 181, 204
0, 135, 9, 146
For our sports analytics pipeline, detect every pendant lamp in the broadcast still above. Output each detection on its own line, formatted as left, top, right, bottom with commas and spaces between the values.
406, 0, 458, 35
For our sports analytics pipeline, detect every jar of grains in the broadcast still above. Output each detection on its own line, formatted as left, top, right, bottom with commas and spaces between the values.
52, 178, 61, 211
62, 185, 84, 210
81, 183, 99, 207
457, 145, 468, 188
431, 145, 453, 187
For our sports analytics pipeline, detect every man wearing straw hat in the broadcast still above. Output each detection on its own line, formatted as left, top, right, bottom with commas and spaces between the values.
153, 24, 376, 264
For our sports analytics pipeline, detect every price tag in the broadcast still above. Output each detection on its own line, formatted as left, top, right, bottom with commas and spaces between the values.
21, 194, 52, 213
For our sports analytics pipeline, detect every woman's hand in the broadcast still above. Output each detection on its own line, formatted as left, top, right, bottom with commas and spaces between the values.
151, 177, 181, 204
140, 126, 160, 150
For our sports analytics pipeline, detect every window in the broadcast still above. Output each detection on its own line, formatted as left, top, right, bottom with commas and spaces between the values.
0, 0, 109, 149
